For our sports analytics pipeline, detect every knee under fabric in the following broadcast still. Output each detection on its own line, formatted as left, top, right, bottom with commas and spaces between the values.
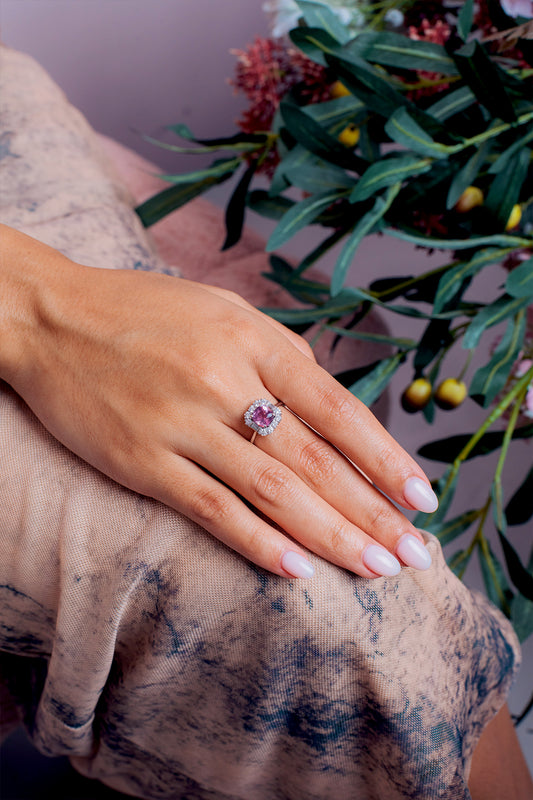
0, 45, 521, 800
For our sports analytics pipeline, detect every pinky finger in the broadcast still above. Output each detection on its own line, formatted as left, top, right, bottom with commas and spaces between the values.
157, 455, 316, 580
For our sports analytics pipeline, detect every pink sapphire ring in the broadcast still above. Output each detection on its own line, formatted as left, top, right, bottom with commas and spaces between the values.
244, 398, 283, 444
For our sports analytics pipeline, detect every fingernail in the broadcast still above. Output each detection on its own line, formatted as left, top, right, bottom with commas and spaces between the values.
396, 534, 432, 570
363, 545, 401, 577
404, 477, 439, 513
281, 551, 315, 579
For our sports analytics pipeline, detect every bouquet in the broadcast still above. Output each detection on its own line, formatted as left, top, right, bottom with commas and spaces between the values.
136, 1, 533, 663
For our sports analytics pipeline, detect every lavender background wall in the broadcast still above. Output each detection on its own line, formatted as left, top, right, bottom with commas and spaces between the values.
1, 0, 531, 773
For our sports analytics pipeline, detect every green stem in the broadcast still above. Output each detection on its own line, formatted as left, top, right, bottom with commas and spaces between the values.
456, 364, 533, 464
372, 247, 516, 302
449, 110, 533, 154
425, 364, 533, 525
457, 350, 474, 382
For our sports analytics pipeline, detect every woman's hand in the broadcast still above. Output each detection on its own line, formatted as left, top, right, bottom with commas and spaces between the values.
2, 226, 438, 579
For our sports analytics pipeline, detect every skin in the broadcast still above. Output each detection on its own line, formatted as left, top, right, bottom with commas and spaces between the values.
0, 223, 435, 579
469, 705, 533, 798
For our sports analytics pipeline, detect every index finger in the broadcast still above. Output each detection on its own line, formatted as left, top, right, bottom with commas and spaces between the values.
261, 346, 439, 514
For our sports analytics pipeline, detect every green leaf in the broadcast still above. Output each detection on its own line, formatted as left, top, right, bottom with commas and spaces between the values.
325, 53, 411, 119
485, 147, 530, 229
349, 155, 431, 204
478, 541, 513, 614
348, 351, 404, 406
489, 126, 533, 174
167, 126, 268, 149
247, 190, 295, 221
457, 0, 474, 41
135, 171, 234, 227
158, 156, 241, 185
506, 467, 533, 526
511, 590, 533, 643
285, 162, 356, 194
434, 249, 506, 314
469, 313, 526, 407
446, 140, 491, 210
266, 189, 347, 251
289, 26, 342, 65
270, 144, 314, 195
332, 184, 400, 295
447, 549, 472, 578
304, 95, 365, 126
429, 509, 479, 546
261, 298, 359, 326
326, 324, 415, 349
462, 294, 530, 349
498, 530, 533, 601
348, 30, 458, 74
506, 256, 533, 299
384, 227, 526, 252
427, 85, 476, 121
145, 131, 265, 154
222, 160, 257, 250
295, 2, 351, 43
279, 101, 365, 172
414, 318, 452, 373
384, 108, 453, 158
418, 425, 533, 462
357, 123, 380, 163
452, 40, 517, 123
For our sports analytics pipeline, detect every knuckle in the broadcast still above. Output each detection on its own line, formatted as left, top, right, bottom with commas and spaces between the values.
366, 501, 394, 533
241, 523, 267, 560
299, 437, 338, 483
318, 385, 358, 426
296, 335, 315, 361
328, 519, 353, 557
373, 442, 397, 476
189, 486, 234, 528
252, 462, 291, 507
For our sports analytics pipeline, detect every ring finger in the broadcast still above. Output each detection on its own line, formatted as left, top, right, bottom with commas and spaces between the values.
187, 408, 430, 578
249, 402, 433, 572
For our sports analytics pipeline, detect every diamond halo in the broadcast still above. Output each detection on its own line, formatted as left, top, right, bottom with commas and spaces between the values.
244, 398, 282, 437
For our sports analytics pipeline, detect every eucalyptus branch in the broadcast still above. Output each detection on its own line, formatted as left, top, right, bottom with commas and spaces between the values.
423, 365, 533, 527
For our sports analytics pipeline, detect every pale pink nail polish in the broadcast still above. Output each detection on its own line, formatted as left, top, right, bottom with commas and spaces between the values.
404, 477, 439, 513
396, 534, 432, 570
363, 545, 401, 577
281, 551, 315, 578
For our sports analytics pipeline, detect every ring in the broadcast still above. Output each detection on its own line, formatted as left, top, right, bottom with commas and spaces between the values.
244, 398, 283, 444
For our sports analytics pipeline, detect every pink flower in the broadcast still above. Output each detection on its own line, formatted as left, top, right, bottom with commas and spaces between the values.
500, 0, 533, 18
525, 385, 533, 418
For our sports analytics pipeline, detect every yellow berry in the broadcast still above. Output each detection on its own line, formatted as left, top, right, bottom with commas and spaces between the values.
434, 378, 467, 410
330, 80, 351, 99
455, 186, 484, 213
506, 204, 522, 231
337, 123, 360, 148
401, 378, 433, 413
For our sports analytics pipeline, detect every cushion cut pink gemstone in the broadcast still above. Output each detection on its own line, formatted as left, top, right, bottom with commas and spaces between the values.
252, 404, 274, 428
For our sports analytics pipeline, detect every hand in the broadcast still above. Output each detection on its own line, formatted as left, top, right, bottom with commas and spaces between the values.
3, 228, 438, 579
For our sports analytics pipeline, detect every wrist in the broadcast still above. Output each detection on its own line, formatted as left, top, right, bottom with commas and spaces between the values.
0, 225, 77, 387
